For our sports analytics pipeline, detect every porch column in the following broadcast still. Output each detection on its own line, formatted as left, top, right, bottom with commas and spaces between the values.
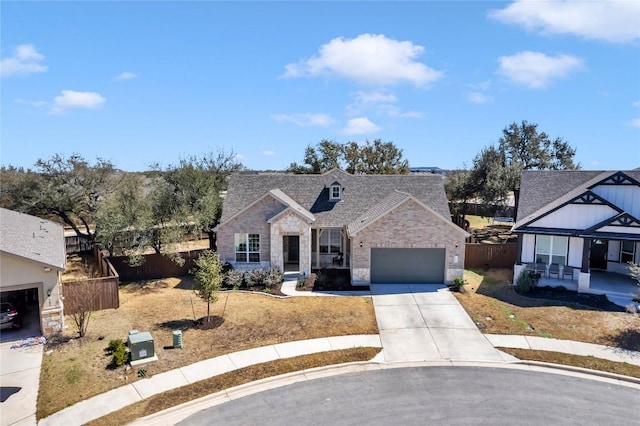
581, 238, 591, 273
578, 237, 592, 293
341, 228, 346, 267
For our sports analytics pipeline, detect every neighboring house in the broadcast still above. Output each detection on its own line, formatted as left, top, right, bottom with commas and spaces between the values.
512, 170, 640, 292
216, 169, 468, 285
1, 208, 66, 335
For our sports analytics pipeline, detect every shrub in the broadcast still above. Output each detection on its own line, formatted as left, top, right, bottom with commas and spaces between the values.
109, 339, 128, 367
225, 269, 245, 288
315, 270, 328, 288
107, 338, 124, 354
451, 275, 467, 289
246, 269, 267, 287
515, 269, 537, 294
264, 266, 284, 289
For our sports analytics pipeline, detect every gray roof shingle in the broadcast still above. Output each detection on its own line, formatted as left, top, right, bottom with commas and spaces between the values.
516, 170, 640, 221
220, 171, 451, 228
1, 208, 66, 270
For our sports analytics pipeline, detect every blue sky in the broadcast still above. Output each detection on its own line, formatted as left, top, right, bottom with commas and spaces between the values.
2, 1, 639, 172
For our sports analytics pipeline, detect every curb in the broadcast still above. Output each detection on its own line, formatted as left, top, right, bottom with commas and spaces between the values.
514, 360, 640, 386
130, 359, 640, 425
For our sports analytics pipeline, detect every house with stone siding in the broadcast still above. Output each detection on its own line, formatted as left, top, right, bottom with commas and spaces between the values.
215, 169, 468, 285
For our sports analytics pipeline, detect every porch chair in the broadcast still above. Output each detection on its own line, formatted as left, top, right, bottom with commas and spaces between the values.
548, 263, 560, 279
332, 252, 344, 266
562, 266, 574, 281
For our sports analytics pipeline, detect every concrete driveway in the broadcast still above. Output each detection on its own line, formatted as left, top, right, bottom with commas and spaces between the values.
0, 340, 43, 426
370, 284, 508, 363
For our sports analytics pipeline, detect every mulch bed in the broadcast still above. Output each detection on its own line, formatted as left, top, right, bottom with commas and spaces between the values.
297, 269, 370, 292
526, 286, 626, 312
222, 281, 286, 297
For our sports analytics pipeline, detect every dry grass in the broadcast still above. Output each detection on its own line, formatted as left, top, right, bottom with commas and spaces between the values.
455, 269, 640, 349
500, 348, 640, 379
86, 347, 380, 426
37, 277, 377, 419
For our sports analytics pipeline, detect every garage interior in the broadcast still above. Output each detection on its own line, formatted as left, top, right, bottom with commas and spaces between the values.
0, 287, 41, 342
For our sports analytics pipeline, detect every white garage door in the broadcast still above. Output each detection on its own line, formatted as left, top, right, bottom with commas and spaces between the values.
370, 248, 445, 284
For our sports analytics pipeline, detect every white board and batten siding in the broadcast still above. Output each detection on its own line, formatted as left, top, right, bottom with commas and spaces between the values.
521, 234, 535, 263
528, 204, 617, 229
591, 185, 640, 218
568, 237, 583, 267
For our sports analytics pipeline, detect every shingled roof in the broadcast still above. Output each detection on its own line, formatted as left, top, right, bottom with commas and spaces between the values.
0, 208, 66, 270
516, 169, 640, 221
220, 169, 451, 228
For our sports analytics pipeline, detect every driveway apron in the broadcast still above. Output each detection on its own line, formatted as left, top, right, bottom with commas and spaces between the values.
371, 284, 504, 363
0, 341, 43, 426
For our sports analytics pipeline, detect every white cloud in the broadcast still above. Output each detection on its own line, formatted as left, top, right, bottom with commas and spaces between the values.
14, 98, 47, 107
345, 90, 421, 118
341, 117, 382, 135
632, 118, 640, 128
468, 92, 493, 104
262, 150, 275, 156
282, 34, 443, 87
497, 51, 583, 88
115, 71, 137, 80
470, 80, 493, 91
1, 44, 48, 78
49, 90, 106, 115
489, 0, 640, 43
633, 101, 640, 108
271, 113, 334, 127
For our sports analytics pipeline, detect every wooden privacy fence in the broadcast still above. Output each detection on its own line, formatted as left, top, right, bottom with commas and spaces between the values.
110, 249, 207, 281
63, 276, 120, 315
465, 243, 517, 269
64, 245, 120, 314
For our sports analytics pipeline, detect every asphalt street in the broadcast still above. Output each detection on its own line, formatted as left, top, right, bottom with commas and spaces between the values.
177, 366, 640, 426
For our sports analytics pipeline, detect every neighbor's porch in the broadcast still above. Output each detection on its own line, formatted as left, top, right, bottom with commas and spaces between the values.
535, 269, 637, 306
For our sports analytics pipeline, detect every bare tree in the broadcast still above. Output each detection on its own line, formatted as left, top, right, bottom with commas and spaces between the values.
64, 279, 98, 338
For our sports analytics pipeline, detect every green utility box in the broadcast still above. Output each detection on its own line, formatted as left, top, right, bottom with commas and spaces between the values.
128, 331, 155, 361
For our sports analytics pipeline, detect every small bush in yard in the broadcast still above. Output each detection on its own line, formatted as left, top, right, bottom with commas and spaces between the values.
109, 339, 128, 367
247, 269, 267, 287
515, 269, 537, 294
264, 266, 284, 289
225, 269, 245, 288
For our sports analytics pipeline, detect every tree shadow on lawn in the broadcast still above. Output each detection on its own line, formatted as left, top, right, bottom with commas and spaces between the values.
604, 328, 640, 352
475, 278, 625, 312
157, 316, 225, 332
120, 279, 171, 294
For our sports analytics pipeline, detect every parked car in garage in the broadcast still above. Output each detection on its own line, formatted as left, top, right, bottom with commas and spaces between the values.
0, 302, 20, 330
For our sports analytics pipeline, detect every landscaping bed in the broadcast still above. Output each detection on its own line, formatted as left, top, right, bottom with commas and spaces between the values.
297, 268, 370, 292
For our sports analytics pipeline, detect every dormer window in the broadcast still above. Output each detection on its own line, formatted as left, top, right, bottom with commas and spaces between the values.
330, 184, 342, 201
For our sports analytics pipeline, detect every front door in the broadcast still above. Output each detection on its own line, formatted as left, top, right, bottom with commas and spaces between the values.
287, 236, 299, 263
589, 239, 608, 270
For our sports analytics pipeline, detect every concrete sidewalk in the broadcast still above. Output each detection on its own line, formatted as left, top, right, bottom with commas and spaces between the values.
37, 335, 381, 426
486, 334, 640, 366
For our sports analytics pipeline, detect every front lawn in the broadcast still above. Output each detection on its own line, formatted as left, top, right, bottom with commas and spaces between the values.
38, 277, 378, 419
456, 269, 640, 349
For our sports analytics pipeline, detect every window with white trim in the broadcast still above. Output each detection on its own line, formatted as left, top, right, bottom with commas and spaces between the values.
235, 233, 260, 262
620, 241, 635, 263
319, 229, 341, 254
330, 185, 341, 200
535, 235, 568, 265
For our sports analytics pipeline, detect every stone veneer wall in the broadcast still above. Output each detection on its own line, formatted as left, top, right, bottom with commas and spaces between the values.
216, 196, 286, 267
350, 199, 466, 284
269, 211, 312, 276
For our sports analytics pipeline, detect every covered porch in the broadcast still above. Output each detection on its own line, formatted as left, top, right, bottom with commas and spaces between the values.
535, 270, 637, 307
311, 228, 351, 270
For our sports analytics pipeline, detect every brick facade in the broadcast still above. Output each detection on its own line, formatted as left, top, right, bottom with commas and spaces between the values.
350, 199, 466, 284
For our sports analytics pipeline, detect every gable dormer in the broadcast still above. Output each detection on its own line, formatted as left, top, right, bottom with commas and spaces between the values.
329, 181, 343, 201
